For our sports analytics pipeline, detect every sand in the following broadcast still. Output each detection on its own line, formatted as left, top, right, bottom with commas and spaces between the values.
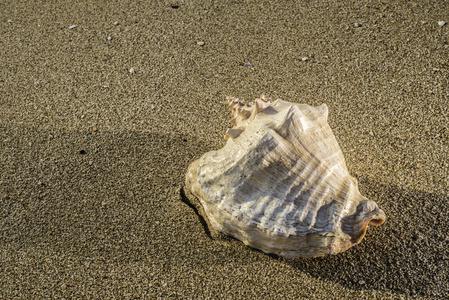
1, 0, 448, 298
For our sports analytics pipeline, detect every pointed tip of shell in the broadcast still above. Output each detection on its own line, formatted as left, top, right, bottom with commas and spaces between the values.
225, 95, 274, 139
255, 97, 271, 112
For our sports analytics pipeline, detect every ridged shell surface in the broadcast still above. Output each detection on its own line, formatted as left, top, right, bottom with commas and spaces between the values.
186, 96, 385, 258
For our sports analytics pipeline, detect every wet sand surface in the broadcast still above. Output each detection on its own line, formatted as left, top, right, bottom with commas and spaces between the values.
1, 0, 448, 298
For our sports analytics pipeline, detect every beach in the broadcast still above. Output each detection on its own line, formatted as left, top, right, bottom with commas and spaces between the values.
1, 0, 448, 298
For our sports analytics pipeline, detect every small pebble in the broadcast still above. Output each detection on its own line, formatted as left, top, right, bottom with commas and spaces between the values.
129, 68, 135, 74
197, 41, 205, 46
7, 19, 12, 23
113, 21, 120, 26
421, 20, 428, 25
359, 280, 365, 285
438, 21, 446, 26
69, 25, 76, 29
107, 36, 112, 41
301, 57, 308, 62
354, 23, 362, 28
243, 62, 251, 67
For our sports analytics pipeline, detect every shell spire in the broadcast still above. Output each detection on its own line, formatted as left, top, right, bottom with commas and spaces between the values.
225, 95, 272, 140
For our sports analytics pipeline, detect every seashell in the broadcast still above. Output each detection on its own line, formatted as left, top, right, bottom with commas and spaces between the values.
185, 96, 386, 258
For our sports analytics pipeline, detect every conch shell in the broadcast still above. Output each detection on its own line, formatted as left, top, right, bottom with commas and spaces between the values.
185, 96, 386, 258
